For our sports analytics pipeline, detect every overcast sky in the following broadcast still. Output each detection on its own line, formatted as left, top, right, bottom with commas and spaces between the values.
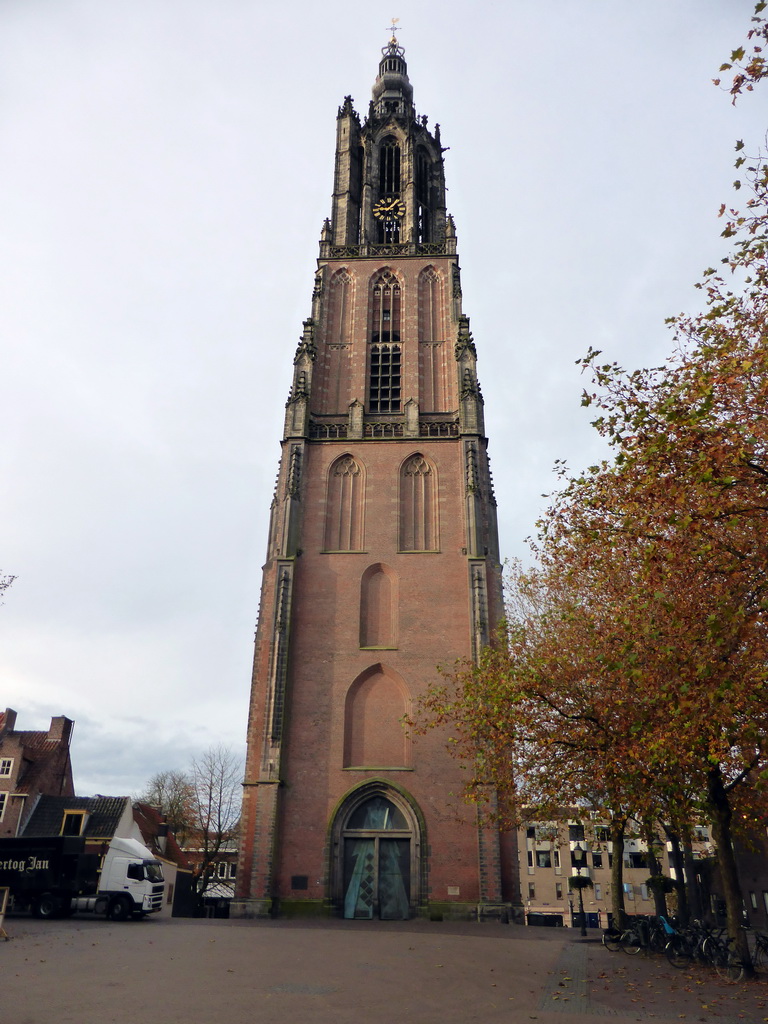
2, 1, 764, 798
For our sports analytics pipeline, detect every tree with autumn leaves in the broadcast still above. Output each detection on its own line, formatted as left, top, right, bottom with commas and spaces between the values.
416, 3, 768, 969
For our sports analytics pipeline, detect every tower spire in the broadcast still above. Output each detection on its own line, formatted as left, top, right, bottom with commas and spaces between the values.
372, 28, 413, 120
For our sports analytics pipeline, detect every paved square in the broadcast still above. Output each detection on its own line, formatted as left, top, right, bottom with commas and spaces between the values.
3, 917, 768, 1024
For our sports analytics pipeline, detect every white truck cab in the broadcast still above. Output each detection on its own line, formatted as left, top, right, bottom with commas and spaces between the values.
74, 836, 165, 920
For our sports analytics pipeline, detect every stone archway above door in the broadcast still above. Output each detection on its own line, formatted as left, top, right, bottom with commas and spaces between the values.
329, 783, 424, 919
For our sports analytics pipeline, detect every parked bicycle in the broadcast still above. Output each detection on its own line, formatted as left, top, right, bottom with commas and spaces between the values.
751, 931, 768, 972
602, 926, 622, 952
602, 916, 745, 983
664, 919, 743, 982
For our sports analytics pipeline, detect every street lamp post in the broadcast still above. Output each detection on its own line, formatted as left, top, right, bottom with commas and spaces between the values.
572, 842, 587, 937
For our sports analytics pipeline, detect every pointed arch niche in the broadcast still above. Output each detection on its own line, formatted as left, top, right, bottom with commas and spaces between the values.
343, 664, 410, 769
320, 268, 355, 414
360, 563, 397, 649
417, 266, 448, 412
398, 453, 439, 552
324, 454, 365, 552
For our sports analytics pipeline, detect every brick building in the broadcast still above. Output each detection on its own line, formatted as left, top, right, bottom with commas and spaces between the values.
233, 36, 517, 920
0, 708, 75, 837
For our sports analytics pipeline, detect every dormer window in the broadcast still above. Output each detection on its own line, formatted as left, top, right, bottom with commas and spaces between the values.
61, 810, 87, 836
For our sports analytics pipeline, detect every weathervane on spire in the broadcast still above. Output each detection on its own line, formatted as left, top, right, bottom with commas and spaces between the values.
388, 17, 400, 44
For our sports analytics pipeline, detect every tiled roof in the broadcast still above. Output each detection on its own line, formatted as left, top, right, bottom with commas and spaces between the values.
133, 802, 191, 870
16, 731, 55, 752
22, 795, 130, 838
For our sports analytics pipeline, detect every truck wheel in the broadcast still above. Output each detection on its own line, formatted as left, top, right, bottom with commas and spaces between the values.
35, 894, 59, 919
108, 897, 132, 922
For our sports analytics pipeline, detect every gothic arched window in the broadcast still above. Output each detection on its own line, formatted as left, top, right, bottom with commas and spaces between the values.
379, 136, 401, 195
324, 454, 365, 551
377, 137, 402, 243
369, 271, 402, 413
415, 147, 432, 243
399, 454, 439, 551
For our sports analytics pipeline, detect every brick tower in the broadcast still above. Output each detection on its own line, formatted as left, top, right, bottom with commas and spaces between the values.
233, 35, 516, 920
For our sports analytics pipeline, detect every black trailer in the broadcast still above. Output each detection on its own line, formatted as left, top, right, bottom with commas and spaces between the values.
0, 835, 100, 918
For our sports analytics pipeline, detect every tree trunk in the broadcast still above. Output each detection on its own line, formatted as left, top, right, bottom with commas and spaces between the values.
643, 821, 668, 918
707, 766, 753, 976
681, 836, 703, 923
661, 823, 690, 926
610, 817, 627, 928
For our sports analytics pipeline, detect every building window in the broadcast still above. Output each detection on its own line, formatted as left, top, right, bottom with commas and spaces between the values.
568, 824, 585, 842
369, 345, 401, 413
61, 811, 86, 836
536, 850, 552, 869
555, 882, 563, 900
528, 883, 535, 900
592, 852, 603, 869
415, 148, 431, 243
379, 137, 401, 196
370, 272, 401, 345
594, 883, 602, 901
640, 884, 650, 901
527, 850, 533, 867
229, 863, 237, 880
0, 758, 13, 777
750, 892, 758, 910
0, 793, 6, 820
553, 848, 561, 870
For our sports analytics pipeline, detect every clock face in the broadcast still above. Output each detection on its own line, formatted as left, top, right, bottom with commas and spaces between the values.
373, 196, 405, 220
